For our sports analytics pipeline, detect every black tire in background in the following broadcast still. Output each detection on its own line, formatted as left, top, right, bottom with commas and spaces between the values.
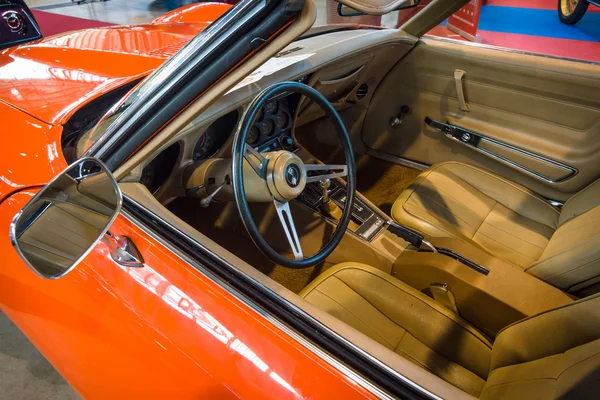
558, 0, 589, 25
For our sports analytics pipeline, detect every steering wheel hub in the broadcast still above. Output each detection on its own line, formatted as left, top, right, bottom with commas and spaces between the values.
285, 164, 301, 187
265, 151, 306, 202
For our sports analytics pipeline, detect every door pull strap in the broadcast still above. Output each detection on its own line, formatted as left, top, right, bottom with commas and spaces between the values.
454, 69, 470, 112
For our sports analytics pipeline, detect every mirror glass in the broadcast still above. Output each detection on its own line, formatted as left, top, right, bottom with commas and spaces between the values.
11, 158, 122, 278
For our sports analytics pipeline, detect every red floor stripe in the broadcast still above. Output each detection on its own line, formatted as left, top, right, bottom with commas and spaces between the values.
486, 0, 600, 12
427, 25, 600, 62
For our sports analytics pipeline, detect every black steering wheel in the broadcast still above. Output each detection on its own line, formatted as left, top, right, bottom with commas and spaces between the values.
231, 82, 356, 269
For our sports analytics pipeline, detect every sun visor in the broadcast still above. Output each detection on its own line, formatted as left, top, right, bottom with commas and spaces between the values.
335, 0, 418, 16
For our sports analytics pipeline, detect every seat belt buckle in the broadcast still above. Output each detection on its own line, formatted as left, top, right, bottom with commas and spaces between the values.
430, 283, 459, 315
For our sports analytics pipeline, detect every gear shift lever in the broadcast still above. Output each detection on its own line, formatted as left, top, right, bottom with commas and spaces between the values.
319, 178, 343, 221
320, 179, 331, 203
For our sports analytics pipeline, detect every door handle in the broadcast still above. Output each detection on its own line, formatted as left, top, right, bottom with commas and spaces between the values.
103, 231, 144, 267
454, 69, 470, 112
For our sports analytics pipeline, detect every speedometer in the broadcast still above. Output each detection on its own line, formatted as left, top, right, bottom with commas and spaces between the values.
193, 110, 239, 161
193, 131, 213, 160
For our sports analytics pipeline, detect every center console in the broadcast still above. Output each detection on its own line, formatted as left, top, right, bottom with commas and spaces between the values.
296, 177, 386, 242
392, 237, 573, 337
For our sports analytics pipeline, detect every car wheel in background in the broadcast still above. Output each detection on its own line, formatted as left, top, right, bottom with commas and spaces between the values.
558, 0, 589, 25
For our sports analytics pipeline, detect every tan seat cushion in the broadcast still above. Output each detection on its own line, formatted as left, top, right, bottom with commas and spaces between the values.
299, 262, 492, 397
392, 162, 559, 268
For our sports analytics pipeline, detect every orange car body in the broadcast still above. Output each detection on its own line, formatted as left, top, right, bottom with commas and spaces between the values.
0, 4, 374, 399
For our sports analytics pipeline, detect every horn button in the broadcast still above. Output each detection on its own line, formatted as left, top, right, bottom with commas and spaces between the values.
265, 151, 306, 202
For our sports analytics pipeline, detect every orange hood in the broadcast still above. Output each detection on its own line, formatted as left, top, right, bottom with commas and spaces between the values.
0, 23, 205, 125
0, 2, 232, 125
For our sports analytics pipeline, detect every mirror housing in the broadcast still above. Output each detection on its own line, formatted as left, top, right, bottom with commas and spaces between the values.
10, 157, 122, 279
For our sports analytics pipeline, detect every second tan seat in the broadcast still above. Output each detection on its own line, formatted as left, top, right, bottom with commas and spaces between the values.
301, 263, 600, 399
392, 161, 600, 293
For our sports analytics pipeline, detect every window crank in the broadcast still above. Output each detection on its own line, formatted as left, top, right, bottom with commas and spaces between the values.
389, 105, 410, 129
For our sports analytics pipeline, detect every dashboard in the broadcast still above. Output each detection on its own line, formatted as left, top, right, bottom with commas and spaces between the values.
134, 28, 412, 197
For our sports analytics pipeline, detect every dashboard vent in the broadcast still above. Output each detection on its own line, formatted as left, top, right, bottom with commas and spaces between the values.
356, 84, 369, 100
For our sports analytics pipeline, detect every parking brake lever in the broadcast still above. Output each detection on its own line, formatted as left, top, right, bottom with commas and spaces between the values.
386, 221, 437, 253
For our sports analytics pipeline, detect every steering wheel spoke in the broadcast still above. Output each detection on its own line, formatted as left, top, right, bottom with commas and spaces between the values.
304, 164, 348, 183
273, 199, 303, 261
244, 144, 268, 179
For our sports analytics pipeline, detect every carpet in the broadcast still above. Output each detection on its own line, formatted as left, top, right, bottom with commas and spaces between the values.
31, 10, 113, 38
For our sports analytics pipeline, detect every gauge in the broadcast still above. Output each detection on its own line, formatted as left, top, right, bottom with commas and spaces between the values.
258, 119, 275, 137
193, 131, 213, 160
141, 143, 180, 194
275, 113, 289, 129
256, 107, 264, 122
247, 126, 260, 145
265, 100, 278, 114
193, 110, 239, 161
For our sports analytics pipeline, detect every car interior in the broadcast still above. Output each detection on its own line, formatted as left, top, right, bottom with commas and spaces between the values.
59, 1, 600, 398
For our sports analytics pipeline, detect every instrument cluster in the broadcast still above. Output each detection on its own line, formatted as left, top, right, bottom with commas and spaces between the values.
247, 95, 293, 148
249, 94, 298, 153
192, 95, 297, 162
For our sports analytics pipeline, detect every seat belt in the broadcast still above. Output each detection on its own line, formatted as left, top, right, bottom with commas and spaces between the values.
430, 283, 459, 314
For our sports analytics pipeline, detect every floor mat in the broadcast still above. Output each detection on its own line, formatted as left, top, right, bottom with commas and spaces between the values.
354, 155, 421, 216
167, 198, 334, 294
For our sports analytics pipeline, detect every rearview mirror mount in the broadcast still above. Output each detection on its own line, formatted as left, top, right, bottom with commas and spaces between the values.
10, 157, 122, 279
336, 0, 420, 17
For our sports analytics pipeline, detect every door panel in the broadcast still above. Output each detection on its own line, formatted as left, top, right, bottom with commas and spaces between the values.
0, 191, 374, 400
363, 37, 600, 200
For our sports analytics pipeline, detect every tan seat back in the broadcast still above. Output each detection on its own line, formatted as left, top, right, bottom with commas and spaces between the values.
526, 179, 600, 293
481, 293, 600, 399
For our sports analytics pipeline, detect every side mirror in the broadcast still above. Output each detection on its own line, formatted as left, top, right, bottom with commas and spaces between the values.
10, 157, 122, 279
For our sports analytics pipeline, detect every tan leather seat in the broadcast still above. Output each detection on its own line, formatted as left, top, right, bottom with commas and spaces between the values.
301, 263, 600, 398
392, 161, 600, 292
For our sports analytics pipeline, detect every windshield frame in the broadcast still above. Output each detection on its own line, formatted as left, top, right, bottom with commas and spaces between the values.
82, 0, 269, 169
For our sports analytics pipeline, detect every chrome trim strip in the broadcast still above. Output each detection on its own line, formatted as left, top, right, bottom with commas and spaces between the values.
120, 197, 441, 400
431, 121, 578, 183
366, 148, 429, 171
9, 158, 123, 280
477, 136, 577, 183
422, 35, 600, 66
85, 0, 267, 161
547, 199, 564, 209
